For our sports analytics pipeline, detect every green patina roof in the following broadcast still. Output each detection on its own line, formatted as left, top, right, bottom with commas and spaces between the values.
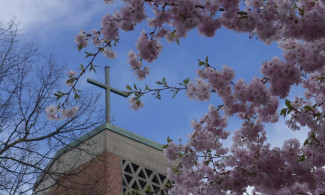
33, 123, 163, 191
105, 123, 163, 151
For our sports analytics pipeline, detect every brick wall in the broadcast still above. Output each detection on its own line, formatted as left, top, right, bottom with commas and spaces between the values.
48, 151, 122, 195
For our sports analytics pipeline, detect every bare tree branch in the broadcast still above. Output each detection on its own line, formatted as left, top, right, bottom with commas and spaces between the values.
0, 19, 104, 195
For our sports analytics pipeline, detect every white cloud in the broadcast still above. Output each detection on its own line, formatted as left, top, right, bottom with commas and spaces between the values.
0, 0, 122, 32
266, 118, 309, 148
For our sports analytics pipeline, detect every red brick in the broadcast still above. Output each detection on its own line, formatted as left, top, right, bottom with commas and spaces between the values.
48, 151, 122, 195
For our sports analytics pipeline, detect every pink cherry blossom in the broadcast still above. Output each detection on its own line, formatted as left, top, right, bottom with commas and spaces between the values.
60, 107, 79, 118
104, 0, 114, 4
136, 31, 162, 63
128, 96, 144, 110
134, 66, 150, 81
74, 30, 88, 49
46, 105, 58, 118
46, 105, 79, 120
74, 0, 325, 193
67, 70, 77, 77
102, 48, 117, 59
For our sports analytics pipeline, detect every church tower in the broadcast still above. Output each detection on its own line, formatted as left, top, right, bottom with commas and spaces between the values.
33, 123, 174, 194
33, 67, 175, 194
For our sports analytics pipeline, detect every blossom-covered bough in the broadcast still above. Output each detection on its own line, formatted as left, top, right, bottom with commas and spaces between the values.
58, 0, 325, 194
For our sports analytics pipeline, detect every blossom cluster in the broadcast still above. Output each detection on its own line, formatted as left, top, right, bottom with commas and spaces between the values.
77, 0, 325, 63
65, 70, 77, 87
127, 50, 150, 80
186, 78, 211, 101
76, 0, 325, 193
46, 105, 79, 120
128, 96, 144, 110
260, 56, 301, 98
163, 54, 324, 193
102, 47, 117, 59
74, 30, 88, 49
47, 70, 79, 120
136, 31, 162, 63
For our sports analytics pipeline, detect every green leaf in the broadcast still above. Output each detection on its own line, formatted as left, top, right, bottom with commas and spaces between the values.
171, 31, 175, 38
198, 59, 205, 66
172, 89, 180, 99
280, 108, 288, 118
167, 136, 173, 143
156, 81, 163, 85
74, 92, 80, 99
55, 91, 67, 100
304, 105, 314, 112
303, 139, 309, 146
126, 85, 132, 90
97, 47, 104, 52
285, 99, 293, 109
66, 78, 75, 84
314, 112, 322, 117
184, 78, 189, 84
162, 144, 168, 149
298, 7, 305, 16
92, 66, 97, 73
163, 78, 168, 86
133, 83, 137, 90
205, 56, 209, 63
310, 132, 316, 140
298, 154, 306, 162
179, 13, 187, 21
78, 45, 82, 51
54, 94, 61, 100
144, 186, 152, 193
176, 38, 180, 45
156, 91, 161, 99
89, 64, 97, 73
85, 51, 93, 58
145, 84, 149, 90
164, 181, 171, 187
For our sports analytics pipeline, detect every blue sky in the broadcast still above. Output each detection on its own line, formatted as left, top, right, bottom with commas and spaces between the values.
0, 0, 309, 147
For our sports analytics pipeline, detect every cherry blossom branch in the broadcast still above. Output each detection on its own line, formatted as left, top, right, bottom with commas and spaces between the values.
55, 42, 110, 107
126, 77, 188, 101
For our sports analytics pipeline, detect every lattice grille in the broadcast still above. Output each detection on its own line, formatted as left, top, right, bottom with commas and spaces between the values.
122, 159, 171, 195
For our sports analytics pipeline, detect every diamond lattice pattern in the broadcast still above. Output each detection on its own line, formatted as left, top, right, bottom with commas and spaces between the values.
122, 159, 171, 195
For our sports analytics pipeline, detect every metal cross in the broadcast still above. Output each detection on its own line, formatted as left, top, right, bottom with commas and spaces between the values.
87, 66, 131, 123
